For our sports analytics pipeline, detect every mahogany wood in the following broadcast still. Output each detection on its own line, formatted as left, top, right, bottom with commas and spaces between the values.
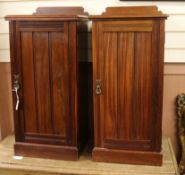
93, 148, 162, 166
34, 7, 88, 15
90, 6, 167, 165
15, 142, 78, 160
5, 7, 89, 160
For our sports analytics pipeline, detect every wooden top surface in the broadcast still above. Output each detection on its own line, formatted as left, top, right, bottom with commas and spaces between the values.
5, 7, 88, 21
5, 15, 88, 21
0, 135, 179, 175
90, 6, 168, 20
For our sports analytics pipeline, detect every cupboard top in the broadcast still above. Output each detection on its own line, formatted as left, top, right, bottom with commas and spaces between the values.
89, 6, 168, 20
5, 6, 88, 21
5, 15, 88, 21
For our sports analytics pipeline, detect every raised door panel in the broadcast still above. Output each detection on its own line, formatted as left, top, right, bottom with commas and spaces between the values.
33, 32, 52, 135
100, 32, 118, 141
95, 21, 159, 151
50, 32, 69, 137
15, 22, 71, 145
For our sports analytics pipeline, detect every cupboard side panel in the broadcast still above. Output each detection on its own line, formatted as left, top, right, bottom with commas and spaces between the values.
77, 21, 91, 148
152, 20, 164, 151
68, 22, 77, 145
155, 20, 164, 151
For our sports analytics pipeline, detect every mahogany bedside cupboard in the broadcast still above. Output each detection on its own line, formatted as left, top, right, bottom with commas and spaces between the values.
5, 7, 89, 161
90, 6, 168, 166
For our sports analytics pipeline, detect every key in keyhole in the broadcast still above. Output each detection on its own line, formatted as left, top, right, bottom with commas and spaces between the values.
13, 86, 20, 111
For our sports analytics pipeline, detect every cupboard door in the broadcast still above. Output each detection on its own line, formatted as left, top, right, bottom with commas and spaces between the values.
14, 21, 72, 145
94, 20, 161, 151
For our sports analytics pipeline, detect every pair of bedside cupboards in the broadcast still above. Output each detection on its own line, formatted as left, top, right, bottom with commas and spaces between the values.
6, 6, 167, 166
5, 7, 90, 161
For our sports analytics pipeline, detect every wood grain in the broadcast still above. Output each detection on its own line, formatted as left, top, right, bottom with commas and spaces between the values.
100, 32, 118, 141
134, 32, 152, 142
118, 32, 134, 140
